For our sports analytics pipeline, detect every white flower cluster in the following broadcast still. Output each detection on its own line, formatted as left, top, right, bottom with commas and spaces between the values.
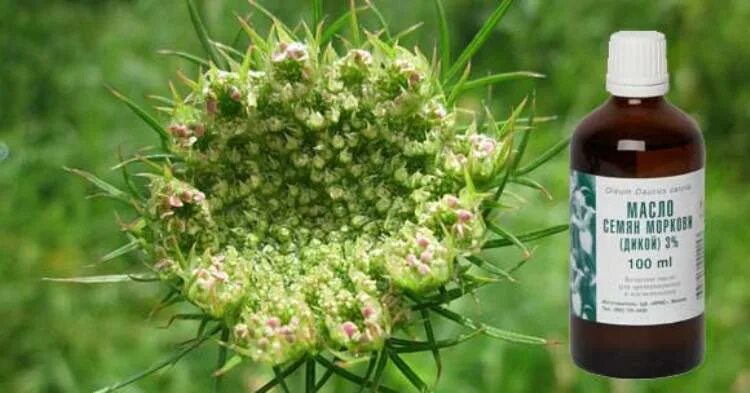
442, 124, 511, 184
130, 39, 514, 365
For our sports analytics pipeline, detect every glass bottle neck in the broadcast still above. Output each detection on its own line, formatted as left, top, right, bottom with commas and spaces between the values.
610, 95, 666, 107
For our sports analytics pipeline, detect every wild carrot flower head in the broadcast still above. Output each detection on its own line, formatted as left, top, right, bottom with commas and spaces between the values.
117, 34, 523, 365
66, 4, 565, 389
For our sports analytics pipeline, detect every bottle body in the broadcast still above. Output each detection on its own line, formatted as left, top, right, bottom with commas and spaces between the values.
569, 96, 705, 378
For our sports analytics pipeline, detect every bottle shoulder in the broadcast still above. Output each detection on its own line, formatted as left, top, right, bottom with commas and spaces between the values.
573, 98, 703, 146
571, 97, 704, 177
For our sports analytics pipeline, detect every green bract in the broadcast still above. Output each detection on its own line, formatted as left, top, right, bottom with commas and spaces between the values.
61, 1, 571, 391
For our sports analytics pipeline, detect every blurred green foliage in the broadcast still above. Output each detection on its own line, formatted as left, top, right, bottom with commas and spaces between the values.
1, 0, 748, 392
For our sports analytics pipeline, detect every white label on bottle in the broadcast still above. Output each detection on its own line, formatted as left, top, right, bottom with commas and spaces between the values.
570, 169, 705, 325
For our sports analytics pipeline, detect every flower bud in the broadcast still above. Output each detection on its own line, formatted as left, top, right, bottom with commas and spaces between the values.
229, 86, 243, 102
340, 321, 359, 339
457, 209, 473, 223
168, 195, 184, 208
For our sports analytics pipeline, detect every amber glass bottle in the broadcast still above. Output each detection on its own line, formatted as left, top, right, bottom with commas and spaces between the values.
569, 32, 705, 378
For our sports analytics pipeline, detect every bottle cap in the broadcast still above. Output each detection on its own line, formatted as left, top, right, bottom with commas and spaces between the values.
606, 31, 669, 97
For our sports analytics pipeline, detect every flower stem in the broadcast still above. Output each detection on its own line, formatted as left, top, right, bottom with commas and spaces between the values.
213, 327, 230, 393
306, 357, 316, 393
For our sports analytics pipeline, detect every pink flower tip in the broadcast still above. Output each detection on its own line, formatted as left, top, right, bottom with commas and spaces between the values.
362, 305, 376, 319
154, 258, 173, 271
351, 49, 373, 65
168, 195, 184, 208
180, 190, 193, 202
229, 87, 242, 102
280, 326, 296, 343
193, 191, 206, 203
266, 317, 281, 329
457, 209, 473, 223
407, 71, 422, 86
443, 195, 459, 208
212, 270, 229, 282
206, 98, 217, 115
434, 105, 447, 119
190, 123, 205, 137
341, 321, 359, 339
479, 139, 496, 155
168, 124, 190, 138
415, 235, 430, 248
234, 323, 249, 339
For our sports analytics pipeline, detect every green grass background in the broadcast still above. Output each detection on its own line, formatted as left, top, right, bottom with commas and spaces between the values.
1, 0, 749, 392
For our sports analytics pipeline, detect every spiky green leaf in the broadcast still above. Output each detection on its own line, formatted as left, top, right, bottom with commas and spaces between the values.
486, 222, 530, 257
355, 353, 379, 393
42, 274, 148, 284
211, 40, 245, 64
157, 49, 210, 68
94, 326, 221, 392
306, 357, 316, 393
100, 241, 140, 263
420, 309, 442, 385
249, 0, 298, 40
459, 71, 545, 93
445, 0, 513, 81
315, 356, 399, 393
320, 7, 365, 45
411, 280, 489, 311
431, 306, 547, 345
118, 150, 146, 201
388, 350, 428, 393
371, 349, 389, 392
490, 96, 530, 202
314, 368, 334, 392
213, 328, 231, 392
389, 328, 483, 353
482, 224, 568, 249
312, 0, 324, 28
106, 87, 170, 151
433, 0, 450, 80
447, 63, 471, 106
162, 313, 212, 329
212, 354, 242, 377
515, 133, 571, 175
186, 0, 224, 68
366, 0, 391, 40
112, 153, 177, 170
256, 359, 305, 393
64, 167, 131, 203
349, 0, 361, 46
464, 255, 516, 282
391, 22, 424, 43
235, 12, 270, 54
510, 176, 552, 199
